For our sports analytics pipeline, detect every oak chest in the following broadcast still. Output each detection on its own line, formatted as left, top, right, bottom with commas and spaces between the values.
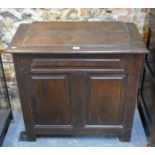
7, 22, 148, 141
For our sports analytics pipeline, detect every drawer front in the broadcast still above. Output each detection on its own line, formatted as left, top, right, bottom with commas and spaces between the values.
30, 55, 125, 71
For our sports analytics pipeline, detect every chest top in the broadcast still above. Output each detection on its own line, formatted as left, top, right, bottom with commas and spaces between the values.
7, 21, 148, 54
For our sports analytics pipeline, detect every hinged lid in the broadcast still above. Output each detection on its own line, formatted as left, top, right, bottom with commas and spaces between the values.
7, 21, 148, 54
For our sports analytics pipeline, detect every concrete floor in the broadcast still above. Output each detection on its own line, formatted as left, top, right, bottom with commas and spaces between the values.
2, 107, 148, 147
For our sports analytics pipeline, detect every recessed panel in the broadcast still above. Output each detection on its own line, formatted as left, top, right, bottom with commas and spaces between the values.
87, 74, 125, 125
30, 74, 71, 125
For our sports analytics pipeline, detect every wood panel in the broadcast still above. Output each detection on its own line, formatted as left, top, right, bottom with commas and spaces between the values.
7, 22, 148, 54
31, 58, 123, 68
86, 74, 125, 125
29, 74, 71, 125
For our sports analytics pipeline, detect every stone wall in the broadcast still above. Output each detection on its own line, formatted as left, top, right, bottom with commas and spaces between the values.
0, 8, 149, 100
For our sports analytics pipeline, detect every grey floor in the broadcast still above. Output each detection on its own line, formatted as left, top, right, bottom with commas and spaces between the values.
2, 108, 148, 147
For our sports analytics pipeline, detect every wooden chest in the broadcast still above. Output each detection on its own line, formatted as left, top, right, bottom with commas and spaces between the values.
7, 22, 148, 142
138, 9, 155, 145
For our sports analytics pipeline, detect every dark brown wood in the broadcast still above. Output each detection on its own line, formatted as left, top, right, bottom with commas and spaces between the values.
121, 55, 144, 141
7, 21, 147, 142
7, 22, 147, 54
138, 9, 155, 145
87, 74, 125, 125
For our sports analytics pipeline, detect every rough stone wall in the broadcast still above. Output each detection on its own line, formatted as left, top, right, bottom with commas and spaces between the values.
0, 8, 149, 100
